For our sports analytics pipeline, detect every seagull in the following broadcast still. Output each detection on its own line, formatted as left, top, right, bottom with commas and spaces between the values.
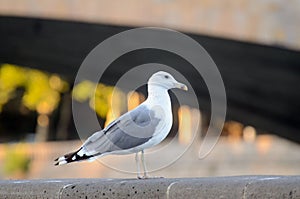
54, 71, 188, 178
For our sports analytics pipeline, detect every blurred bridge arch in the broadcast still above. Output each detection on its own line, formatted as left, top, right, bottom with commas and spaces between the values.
0, 16, 300, 143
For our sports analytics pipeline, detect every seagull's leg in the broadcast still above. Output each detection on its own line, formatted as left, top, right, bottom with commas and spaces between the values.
141, 150, 149, 178
140, 150, 164, 179
135, 152, 142, 179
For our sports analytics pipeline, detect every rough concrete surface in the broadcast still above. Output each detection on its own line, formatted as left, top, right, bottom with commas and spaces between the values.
0, 176, 299, 199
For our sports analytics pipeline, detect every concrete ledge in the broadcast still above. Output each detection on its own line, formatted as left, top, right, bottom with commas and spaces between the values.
0, 176, 299, 199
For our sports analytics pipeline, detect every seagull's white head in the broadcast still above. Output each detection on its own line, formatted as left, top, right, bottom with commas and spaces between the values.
148, 71, 188, 91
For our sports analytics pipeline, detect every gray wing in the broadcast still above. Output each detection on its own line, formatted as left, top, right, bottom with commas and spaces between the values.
82, 105, 161, 155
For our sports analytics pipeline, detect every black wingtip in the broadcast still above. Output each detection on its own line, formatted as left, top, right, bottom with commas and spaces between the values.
54, 147, 95, 166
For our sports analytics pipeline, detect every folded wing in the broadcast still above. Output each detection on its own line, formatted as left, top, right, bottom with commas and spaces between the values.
55, 105, 161, 165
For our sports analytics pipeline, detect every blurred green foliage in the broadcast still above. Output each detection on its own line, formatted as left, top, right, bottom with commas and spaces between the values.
0, 63, 126, 120
73, 80, 125, 119
3, 143, 31, 177
0, 64, 69, 114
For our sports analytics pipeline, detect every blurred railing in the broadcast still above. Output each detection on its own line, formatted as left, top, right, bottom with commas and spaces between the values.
1, 135, 300, 179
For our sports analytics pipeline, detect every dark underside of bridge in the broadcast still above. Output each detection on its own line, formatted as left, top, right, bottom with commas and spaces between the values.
0, 16, 299, 143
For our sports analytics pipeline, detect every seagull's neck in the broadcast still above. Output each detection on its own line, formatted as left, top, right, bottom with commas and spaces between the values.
146, 85, 171, 107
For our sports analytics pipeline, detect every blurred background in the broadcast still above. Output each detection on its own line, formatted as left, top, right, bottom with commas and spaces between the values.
0, 0, 300, 179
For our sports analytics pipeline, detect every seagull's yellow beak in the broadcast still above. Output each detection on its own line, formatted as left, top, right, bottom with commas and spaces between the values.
174, 82, 188, 91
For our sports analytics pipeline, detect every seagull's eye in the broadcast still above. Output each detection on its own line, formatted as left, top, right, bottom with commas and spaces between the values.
164, 75, 169, 79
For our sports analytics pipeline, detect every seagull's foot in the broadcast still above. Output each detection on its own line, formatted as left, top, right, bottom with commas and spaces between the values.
137, 174, 164, 179
137, 175, 144, 179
